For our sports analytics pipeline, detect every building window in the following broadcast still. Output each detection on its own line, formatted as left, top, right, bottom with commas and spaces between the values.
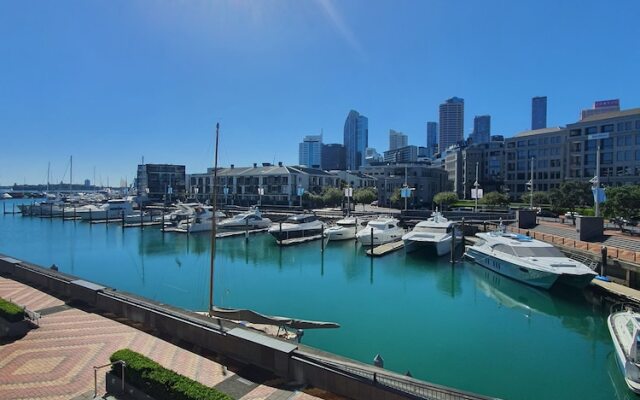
625, 121, 632, 131
617, 122, 625, 131
517, 140, 526, 147
636, 120, 640, 130
570, 129, 581, 137
601, 124, 614, 133
602, 137, 613, 150
570, 142, 582, 152
585, 126, 597, 135
601, 152, 613, 165
636, 150, 640, 161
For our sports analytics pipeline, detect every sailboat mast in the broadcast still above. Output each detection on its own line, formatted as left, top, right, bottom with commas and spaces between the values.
209, 123, 220, 316
47, 162, 50, 192
69, 156, 73, 193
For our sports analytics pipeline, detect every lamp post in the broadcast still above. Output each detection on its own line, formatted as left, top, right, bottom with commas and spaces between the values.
527, 157, 534, 210
592, 145, 601, 217
344, 186, 353, 215
473, 162, 480, 213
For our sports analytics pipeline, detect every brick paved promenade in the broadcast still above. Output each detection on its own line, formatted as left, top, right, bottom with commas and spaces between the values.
0, 277, 334, 400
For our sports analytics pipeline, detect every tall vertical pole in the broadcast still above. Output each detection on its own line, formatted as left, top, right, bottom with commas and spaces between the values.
209, 123, 220, 317
595, 145, 601, 217
69, 155, 73, 193
404, 165, 408, 211
47, 162, 50, 193
530, 157, 534, 210
474, 162, 479, 213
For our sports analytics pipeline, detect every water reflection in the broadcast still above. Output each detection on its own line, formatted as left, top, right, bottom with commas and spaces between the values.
470, 265, 609, 341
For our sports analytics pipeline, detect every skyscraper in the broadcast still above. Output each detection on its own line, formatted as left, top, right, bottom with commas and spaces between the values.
321, 143, 346, 170
470, 115, 491, 144
298, 135, 322, 168
388, 129, 408, 151
531, 96, 547, 130
343, 110, 368, 170
439, 97, 464, 151
426, 121, 438, 156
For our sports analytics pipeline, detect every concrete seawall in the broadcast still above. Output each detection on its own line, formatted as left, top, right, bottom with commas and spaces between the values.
0, 255, 495, 400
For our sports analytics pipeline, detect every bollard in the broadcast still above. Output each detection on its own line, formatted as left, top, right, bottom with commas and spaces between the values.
601, 246, 607, 277
461, 217, 466, 243
106, 209, 109, 225
61, 205, 65, 221
162, 207, 166, 233
140, 208, 143, 229
74, 206, 77, 222
450, 226, 456, 264
50, 203, 53, 219
89, 208, 92, 223
370, 227, 374, 248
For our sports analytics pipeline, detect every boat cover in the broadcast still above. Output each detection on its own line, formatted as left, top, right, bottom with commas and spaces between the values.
211, 306, 339, 329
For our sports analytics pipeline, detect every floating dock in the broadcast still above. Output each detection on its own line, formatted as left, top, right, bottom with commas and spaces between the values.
278, 234, 323, 246
366, 240, 404, 257
216, 228, 269, 238
591, 278, 640, 304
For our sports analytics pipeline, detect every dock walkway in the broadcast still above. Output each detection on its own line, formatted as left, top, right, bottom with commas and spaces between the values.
366, 241, 404, 257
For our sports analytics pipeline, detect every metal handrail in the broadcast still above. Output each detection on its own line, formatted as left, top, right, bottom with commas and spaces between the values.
93, 360, 126, 398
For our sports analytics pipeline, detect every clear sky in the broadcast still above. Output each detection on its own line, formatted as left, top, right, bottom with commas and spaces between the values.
1, 0, 639, 186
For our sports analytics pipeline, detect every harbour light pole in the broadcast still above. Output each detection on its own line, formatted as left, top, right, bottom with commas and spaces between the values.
473, 162, 479, 213
528, 157, 534, 210
209, 122, 220, 317
593, 145, 601, 217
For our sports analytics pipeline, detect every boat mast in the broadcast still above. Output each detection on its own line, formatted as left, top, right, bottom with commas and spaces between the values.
47, 162, 50, 192
69, 155, 73, 193
209, 122, 220, 316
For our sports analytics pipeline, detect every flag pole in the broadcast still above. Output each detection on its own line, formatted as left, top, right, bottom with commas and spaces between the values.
209, 123, 220, 316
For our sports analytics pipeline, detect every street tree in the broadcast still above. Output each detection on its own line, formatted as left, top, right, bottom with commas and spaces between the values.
321, 188, 343, 207
354, 187, 376, 208
433, 191, 458, 210
481, 191, 510, 207
602, 185, 640, 220
520, 192, 549, 207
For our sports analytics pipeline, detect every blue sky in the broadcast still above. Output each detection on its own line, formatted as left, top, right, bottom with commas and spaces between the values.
1, 0, 639, 186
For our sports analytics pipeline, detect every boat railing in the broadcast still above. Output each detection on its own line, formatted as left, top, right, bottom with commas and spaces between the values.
610, 302, 640, 314
294, 352, 496, 400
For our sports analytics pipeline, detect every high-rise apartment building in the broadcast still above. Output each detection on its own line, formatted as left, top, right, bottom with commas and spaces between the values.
343, 110, 369, 170
426, 121, 438, 156
439, 97, 464, 151
389, 129, 408, 151
470, 115, 491, 144
531, 96, 547, 130
321, 143, 346, 170
298, 135, 322, 168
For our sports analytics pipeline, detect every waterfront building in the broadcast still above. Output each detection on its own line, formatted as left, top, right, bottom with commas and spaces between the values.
321, 143, 346, 170
531, 96, 547, 130
444, 139, 505, 199
298, 135, 322, 169
470, 115, 491, 144
565, 108, 640, 186
383, 145, 428, 163
439, 97, 464, 151
364, 147, 383, 165
136, 164, 186, 203
331, 170, 377, 189
426, 121, 438, 157
389, 129, 408, 151
581, 99, 621, 120
343, 110, 369, 170
359, 163, 448, 208
189, 163, 339, 206
503, 127, 566, 199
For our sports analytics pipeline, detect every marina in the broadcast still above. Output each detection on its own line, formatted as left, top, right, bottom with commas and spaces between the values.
0, 198, 633, 400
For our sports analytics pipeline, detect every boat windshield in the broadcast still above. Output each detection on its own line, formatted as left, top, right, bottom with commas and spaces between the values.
416, 226, 449, 233
511, 246, 565, 258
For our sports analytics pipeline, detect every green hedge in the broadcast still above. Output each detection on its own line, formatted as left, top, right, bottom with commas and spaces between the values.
110, 349, 233, 400
0, 297, 25, 323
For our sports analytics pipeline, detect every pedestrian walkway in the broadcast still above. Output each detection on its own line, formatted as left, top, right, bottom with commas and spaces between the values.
0, 276, 335, 400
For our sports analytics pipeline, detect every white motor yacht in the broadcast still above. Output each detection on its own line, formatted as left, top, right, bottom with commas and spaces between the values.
217, 207, 272, 230
268, 214, 324, 241
608, 306, 640, 394
356, 216, 404, 246
465, 223, 596, 289
175, 206, 226, 233
402, 210, 460, 256
325, 216, 359, 241
1, 193, 12, 199
76, 199, 134, 220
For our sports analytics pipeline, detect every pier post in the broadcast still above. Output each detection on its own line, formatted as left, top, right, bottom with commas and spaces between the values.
106, 209, 109, 225
13, 203, 15, 214
321, 224, 325, 252
49, 203, 53, 219
121, 210, 125, 230
61, 204, 65, 221
162, 207, 165, 234
461, 217, 466, 243
74, 206, 76, 222
2, 202, 4, 214
370, 227, 374, 248
279, 222, 283, 245
140, 207, 143, 229
245, 218, 249, 241
89, 209, 92, 223
450, 226, 456, 264
601, 246, 607, 277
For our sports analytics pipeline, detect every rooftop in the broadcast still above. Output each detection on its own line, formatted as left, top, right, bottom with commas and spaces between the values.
572, 107, 640, 124
513, 127, 564, 138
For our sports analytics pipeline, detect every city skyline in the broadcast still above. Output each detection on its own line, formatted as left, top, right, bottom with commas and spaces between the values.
2, 1, 640, 184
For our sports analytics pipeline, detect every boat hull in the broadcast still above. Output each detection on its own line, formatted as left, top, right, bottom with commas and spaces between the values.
404, 236, 452, 256
325, 226, 357, 241
269, 227, 324, 241
555, 272, 596, 289
608, 313, 640, 394
465, 247, 559, 289
357, 230, 404, 246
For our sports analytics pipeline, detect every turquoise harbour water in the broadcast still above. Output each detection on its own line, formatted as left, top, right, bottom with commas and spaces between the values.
0, 198, 633, 400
